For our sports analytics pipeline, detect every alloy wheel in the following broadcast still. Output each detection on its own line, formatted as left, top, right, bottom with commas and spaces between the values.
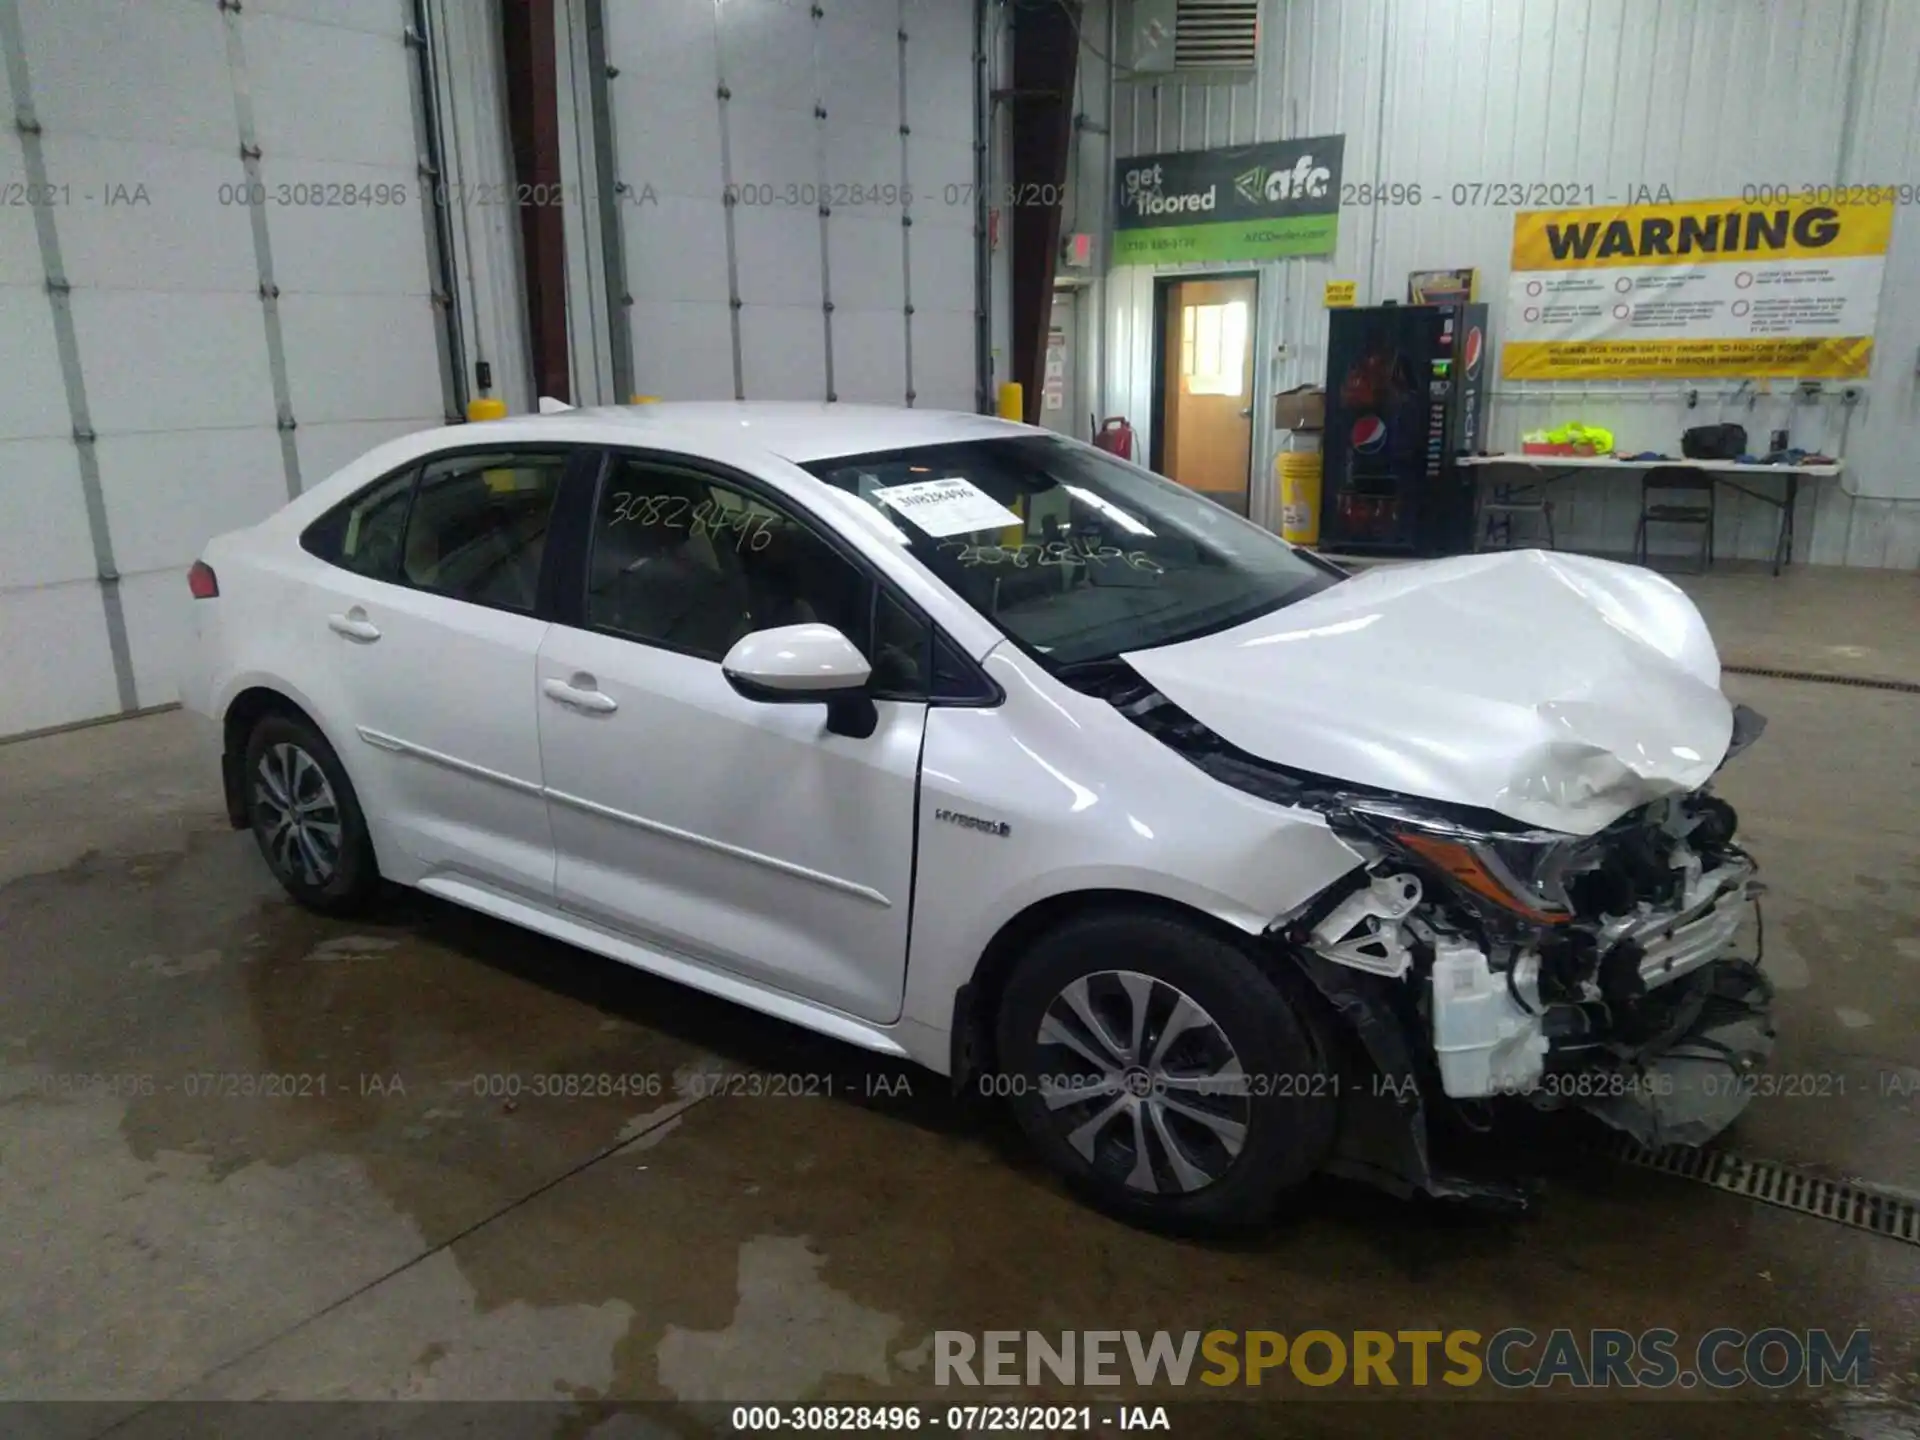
253, 742, 343, 887
1033, 969, 1252, 1194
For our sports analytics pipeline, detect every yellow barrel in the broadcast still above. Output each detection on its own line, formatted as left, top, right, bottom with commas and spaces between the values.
1278, 450, 1323, 546
997, 382, 1024, 422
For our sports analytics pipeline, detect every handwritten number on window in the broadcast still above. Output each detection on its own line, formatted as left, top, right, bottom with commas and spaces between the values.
936, 537, 1162, 574
607, 492, 774, 552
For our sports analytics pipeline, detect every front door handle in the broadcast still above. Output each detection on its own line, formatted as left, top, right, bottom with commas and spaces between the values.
543, 676, 618, 714
327, 609, 381, 642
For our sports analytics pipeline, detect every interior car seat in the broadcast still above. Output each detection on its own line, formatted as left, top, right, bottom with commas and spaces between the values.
591, 478, 752, 653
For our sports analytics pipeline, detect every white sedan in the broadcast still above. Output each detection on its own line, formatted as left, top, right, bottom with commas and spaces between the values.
181, 402, 1774, 1229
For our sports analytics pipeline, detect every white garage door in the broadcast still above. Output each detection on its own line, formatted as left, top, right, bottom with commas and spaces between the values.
593, 0, 980, 412
0, 0, 452, 737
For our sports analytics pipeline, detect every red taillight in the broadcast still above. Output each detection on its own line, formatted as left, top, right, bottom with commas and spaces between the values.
187, 561, 219, 599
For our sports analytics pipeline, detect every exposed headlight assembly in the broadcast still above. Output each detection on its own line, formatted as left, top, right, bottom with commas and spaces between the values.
1338, 800, 1595, 927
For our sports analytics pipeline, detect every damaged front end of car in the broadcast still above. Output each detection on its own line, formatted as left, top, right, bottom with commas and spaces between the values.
1105, 670, 1774, 1209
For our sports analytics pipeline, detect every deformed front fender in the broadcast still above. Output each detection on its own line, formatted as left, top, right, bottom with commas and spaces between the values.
901, 656, 1371, 1056
1284, 945, 1534, 1211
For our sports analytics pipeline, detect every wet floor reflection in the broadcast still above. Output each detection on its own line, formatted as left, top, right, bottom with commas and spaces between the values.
1, 819, 1914, 1422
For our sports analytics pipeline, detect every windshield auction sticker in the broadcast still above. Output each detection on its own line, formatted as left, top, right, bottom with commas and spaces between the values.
1503, 192, 1893, 379
873, 477, 1024, 538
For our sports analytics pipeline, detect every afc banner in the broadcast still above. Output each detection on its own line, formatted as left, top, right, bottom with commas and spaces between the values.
1112, 135, 1345, 265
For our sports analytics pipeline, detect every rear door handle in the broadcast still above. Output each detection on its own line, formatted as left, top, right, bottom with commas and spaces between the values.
327, 610, 381, 642
543, 676, 618, 714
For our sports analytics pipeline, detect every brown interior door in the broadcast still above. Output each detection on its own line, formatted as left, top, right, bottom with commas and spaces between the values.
1159, 277, 1256, 514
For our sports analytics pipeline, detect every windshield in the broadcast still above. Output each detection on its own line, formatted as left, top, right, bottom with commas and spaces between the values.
801, 435, 1340, 668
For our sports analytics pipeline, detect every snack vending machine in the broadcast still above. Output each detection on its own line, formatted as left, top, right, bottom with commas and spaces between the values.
1320, 303, 1489, 555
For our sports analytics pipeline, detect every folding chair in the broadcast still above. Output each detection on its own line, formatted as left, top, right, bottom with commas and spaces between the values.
1475, 482, 1557, 552
1632, 466, 1716, 574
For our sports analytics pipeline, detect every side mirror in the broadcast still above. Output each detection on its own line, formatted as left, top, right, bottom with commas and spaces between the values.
722, 624, 877, 739
722, 623, 871, 698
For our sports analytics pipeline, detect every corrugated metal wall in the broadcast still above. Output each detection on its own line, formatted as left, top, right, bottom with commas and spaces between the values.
425, 0, 535, 417
1082, 0, 1920, 567
559, 0, 979, 412
0, 0, 469, 738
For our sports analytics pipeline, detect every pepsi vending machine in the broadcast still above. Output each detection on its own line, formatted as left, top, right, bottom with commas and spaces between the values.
1321, 303, 1489, 555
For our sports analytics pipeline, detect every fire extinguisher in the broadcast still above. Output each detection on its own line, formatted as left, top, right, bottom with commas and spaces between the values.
1091, 415, 1134, 461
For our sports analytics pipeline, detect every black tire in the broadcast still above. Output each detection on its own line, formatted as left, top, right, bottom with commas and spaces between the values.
242, 712, 381, 916
994, 908, 1338, 1233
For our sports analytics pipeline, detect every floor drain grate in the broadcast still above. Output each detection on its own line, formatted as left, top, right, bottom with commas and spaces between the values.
1603, 1136, 1920, 1246
1722, 663, 1920, 695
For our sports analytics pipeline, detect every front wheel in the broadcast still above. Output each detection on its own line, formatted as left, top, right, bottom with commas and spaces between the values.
243, 712, 380, 915
994, 910, 1338, 1233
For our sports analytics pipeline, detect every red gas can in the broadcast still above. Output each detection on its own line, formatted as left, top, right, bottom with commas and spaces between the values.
1091, 416, 1135, 461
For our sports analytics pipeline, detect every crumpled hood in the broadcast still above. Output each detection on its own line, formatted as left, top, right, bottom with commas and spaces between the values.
1121, 549, 1734, 836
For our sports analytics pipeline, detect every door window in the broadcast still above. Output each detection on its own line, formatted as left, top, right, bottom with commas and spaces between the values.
1181, 300, 1249, 395
866, 585, 937, 699
585, 458, 931, 695
301, 465, 417, 580
401, 452, 566, 612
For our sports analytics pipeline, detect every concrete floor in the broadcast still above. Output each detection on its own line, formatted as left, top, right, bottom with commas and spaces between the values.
1, 566, 1915, 1437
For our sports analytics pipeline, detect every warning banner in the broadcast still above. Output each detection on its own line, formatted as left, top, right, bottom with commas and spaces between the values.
1503, 195, 1891, 379
1504, 336, 1875, 380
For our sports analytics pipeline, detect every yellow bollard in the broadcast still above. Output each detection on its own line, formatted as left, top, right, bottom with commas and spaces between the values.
631, 395, 661, 404
1000, 496, 1027, 550
1278, 450, 1323, 546
466, 396, 508, 422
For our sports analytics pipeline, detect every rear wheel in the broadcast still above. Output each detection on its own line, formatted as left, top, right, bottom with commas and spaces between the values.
243, 712, 379, 915
995, 909, 1338, 1233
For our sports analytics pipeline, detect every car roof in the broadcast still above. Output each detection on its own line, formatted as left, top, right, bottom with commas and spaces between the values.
253, 400, 1034, 665
267, 401, 1047, 567
459, 401, 1033, 465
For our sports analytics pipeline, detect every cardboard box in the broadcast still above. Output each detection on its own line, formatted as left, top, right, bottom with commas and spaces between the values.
1273, 385, 1326, 432
1409, 267, 1476, 304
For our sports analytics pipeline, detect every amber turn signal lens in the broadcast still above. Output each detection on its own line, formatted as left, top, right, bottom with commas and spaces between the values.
1395, 831, 1569, 924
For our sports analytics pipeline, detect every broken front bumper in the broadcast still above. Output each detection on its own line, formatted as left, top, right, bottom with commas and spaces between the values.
1580, 959, 1778, 1147
1290, 857, 1773, 1204
1607, 856, 1756, 992
1421, 851, 1762, 1104
1566, 854, 1779, 1145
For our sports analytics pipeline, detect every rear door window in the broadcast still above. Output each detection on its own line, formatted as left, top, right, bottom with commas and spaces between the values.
401, 453, 567, 612
301, 466, 417, 580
